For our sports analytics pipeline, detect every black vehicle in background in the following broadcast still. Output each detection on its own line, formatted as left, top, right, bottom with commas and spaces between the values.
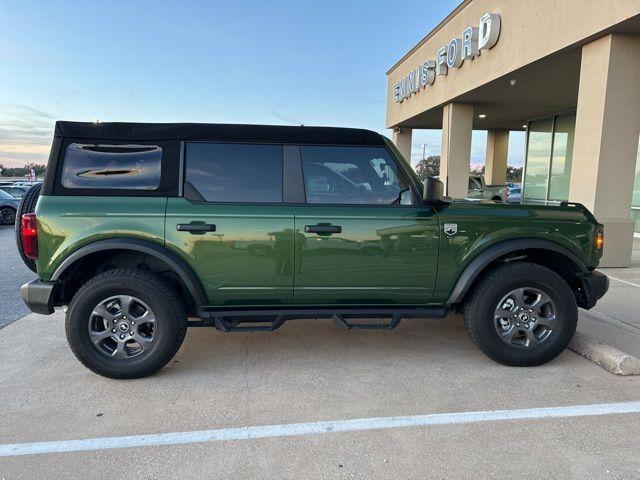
0, 185, 29, 199
0, 189, 20, 225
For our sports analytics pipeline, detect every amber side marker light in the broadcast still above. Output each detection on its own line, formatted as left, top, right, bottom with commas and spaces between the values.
595, 225, 604, 251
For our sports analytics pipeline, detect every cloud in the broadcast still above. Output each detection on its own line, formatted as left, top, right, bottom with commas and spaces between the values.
270, 107, 303, 125
4, 103, 56, 120
0, 103, 55, 167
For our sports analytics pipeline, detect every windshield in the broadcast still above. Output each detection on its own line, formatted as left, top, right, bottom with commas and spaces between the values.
0, 189, 15, 199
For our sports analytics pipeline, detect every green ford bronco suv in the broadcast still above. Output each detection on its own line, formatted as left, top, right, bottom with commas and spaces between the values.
19, 121, 609, 379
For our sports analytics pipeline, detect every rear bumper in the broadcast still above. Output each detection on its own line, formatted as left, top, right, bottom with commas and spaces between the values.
21, 279, 56, 315
577, 270, 609, 309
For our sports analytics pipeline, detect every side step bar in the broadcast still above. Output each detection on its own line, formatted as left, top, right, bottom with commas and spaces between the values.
189, 307, 449, 332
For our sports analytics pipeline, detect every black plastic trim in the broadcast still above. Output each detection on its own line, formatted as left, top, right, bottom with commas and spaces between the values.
50, 238, 208, 310
283, 145, 305, 204
183, 181, 207, 202
176, 223, 216, 232
576, 270, 609, 309
54, 121, 387, 145
41, 137, 62, 196
21, 279, 56, 315
446, 239, 589, 305
193, 306, 449, 332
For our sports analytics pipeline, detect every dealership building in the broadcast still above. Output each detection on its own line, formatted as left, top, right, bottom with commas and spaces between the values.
386, 0, 640, 267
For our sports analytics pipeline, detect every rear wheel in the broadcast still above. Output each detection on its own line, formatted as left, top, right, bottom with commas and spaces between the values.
66, 268, 188, 379
463, 262, 577, 366
15, 183, 41, 272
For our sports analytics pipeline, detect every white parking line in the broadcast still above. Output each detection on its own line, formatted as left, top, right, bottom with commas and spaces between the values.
1, 401, 640, 457
608, 275, 640, 288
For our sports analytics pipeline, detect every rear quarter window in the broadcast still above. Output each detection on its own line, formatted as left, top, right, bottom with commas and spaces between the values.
61, 143, 162, 190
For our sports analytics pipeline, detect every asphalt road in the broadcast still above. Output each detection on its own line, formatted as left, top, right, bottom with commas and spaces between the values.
0, 224, 35, 327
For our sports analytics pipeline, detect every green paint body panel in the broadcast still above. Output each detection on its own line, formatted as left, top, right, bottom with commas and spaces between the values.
165, 198, 295, 306
33, 195, 601, 309
35, 195, 167, 281
432, 200, 600, 303
292, 205, 439, 305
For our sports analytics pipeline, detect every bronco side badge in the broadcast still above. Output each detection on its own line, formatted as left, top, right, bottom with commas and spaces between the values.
444, 223, 458, 236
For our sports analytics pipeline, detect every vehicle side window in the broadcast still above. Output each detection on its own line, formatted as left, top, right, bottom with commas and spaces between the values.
300, 146, 411, 205
468, 178, 481, 190
61, 143, 162, 190
185, 143, 283, 203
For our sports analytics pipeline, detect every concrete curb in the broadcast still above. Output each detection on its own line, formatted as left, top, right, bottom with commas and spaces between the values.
569, 331, 640, 376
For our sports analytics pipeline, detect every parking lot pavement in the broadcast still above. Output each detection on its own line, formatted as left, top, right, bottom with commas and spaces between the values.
1, 311, 639, 478
0, 224, 35, 328
575, 238, 640, 359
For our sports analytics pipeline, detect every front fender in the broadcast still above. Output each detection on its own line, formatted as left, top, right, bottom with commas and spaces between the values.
444, 238, 588, 305
431, 202, 598, 304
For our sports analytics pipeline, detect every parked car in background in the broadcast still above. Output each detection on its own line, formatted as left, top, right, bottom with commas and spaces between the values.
0, 189, 19, 224
0, 185, 28, 199
468, 174, 508, 202
507, 186, 522, 204
12, 181, 41, 188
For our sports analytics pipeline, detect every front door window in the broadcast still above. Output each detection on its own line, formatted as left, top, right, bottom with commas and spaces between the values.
300, 146, 412, 205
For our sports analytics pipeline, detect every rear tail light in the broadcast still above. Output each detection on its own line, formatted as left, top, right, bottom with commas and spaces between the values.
595, 224, 604, 252
21, 213, 38, 259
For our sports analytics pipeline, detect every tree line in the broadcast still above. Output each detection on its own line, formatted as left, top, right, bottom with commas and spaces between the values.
414, 155, 523, 182
0, 164, 47, 177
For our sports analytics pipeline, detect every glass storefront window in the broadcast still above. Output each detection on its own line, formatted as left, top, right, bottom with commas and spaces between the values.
522, 113, 576, 204
632, 137, 640, 208
548, 114, 575, 201
523, 118, 553, 202
632, 136, 640, 233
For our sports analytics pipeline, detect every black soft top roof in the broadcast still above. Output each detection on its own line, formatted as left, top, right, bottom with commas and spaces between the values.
54, 121, 386, 146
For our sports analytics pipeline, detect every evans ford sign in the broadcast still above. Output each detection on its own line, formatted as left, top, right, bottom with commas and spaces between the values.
393, 13, 501, 103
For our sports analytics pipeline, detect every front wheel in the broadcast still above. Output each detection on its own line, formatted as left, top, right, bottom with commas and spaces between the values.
463, 262, 577, 366
66, 268, 188, 379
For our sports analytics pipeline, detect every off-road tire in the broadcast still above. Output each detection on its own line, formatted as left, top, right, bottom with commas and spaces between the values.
66, 268, 188, 379
463, 262, 578, 366
14, 183, 41, 272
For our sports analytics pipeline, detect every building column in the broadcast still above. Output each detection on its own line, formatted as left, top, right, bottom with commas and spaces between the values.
392, 127, 413, 162
441, 103, 473, 198
569, 34, 640, 267
485, 129, 509, 185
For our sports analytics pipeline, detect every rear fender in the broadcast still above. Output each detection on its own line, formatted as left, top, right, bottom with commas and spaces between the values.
51, 238, 208, 312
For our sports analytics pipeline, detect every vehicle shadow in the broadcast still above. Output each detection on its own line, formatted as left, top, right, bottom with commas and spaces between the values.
169, 315, 478, 375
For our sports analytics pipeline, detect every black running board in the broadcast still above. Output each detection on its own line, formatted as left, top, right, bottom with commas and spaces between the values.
189, 307, 449, 332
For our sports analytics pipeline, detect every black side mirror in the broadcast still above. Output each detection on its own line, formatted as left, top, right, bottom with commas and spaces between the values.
423, 176, 448, 203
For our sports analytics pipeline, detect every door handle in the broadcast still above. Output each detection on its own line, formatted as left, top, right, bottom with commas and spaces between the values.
177, 223, 216, 233
305, 224, 342, 234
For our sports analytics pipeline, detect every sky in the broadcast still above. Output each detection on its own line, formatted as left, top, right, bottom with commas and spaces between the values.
0, 0, 524, 169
